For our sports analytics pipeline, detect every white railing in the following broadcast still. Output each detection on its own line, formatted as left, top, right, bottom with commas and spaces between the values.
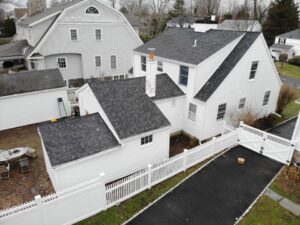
0, 129, 238, 225
105, 130, 238, 207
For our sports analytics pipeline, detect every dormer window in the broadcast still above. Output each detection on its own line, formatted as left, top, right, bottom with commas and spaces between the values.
86, 7, 99, 14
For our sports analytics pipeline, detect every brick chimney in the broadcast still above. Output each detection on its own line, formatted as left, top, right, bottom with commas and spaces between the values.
146, 48, 157, 98
27, 0, 47, 17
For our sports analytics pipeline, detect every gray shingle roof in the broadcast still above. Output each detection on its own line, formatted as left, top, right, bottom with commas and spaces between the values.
18, 0, 82, 26
39, 113, 120, 167
195, 32, 261, 102
270, 43, 293, 50
135, 28, 244, 65
0, 40, 28, 59
89, 74, 182, 139
278, 29, 300, 40
168, 16, 196, 25
0, 69, 66, 97
217, 20, 262, 32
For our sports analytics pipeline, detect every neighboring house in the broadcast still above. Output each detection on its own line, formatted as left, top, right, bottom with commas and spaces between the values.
133, 28, 281, 141
1, 0, 142, 83
39, 68, 185, 191
167, 15, 218, 32
0, 69, 69, 131
270, 29, 300, 61
218, 20, 262, 32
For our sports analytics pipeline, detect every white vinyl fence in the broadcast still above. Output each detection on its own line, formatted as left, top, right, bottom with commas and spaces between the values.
238, 122, 295, 165
0, 129, 238, 225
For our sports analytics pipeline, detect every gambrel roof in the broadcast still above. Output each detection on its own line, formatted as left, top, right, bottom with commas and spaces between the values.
135, 28, 244, 65
195, 32, 260, 102
89, 74, 184, 139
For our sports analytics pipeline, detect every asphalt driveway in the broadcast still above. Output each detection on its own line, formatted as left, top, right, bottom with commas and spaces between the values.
126, 146, 282, 225
269, 117, 298, 140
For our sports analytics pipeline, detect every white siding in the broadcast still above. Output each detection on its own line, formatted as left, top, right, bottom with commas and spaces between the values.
0, 89, 69, 131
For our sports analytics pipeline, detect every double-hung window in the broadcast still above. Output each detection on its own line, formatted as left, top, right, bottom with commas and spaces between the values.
141, 56, 146, 72
95, 29, 102, 40
188, 103, 197, 122
239, 98, 246, 109
263, 91, 271, 106
217, 103, 227, 120
179, 65, 189, 86
70, 29, 78, 41
58, 57, 67, 69
111, 55, 117, 70
249, 61, 258, 80
141, 135, 153, 146
95, 56, 101, 67
157, 61, 163, 72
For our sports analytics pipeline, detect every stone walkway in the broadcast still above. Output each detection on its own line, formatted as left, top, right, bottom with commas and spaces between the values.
264, 188, 300, 216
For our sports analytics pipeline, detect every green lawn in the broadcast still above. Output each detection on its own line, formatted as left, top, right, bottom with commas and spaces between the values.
0, 38, 11, 45
240, 196, 300, 225
275, 62, 300, 79
76, 159, 209, 225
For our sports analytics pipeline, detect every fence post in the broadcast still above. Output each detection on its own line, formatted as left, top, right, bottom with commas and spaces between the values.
183, 149, 188, 172
147, 164, 153, 189
35, 195, 47, 225
261, 133, 267, 154
237, 121, 244, 143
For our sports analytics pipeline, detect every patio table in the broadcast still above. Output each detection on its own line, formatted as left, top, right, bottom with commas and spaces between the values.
0, 148, 27, 162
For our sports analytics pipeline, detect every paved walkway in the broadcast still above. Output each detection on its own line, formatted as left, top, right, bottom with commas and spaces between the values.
126, 146, 282, 225
264, 188, 300, 216
269, 117, 298, 140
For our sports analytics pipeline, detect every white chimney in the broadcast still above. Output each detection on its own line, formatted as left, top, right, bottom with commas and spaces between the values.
146, 48, 157, 98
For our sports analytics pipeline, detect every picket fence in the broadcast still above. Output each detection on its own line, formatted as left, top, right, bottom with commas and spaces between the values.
0, 129, 238, 225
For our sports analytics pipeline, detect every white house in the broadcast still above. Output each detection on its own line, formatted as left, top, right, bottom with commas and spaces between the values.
133, 28, 281, 141
217, 20, 262, 32
270, 29, 300, 61
38, 65, 187, 191
0, 69, 69, 131
0, 0, 142, 83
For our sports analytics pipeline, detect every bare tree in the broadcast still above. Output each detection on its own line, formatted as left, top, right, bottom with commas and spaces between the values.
276, 85, 298, 114
193, 0, 221, 16
120, 0, 146, 15
228, 104, 261, 127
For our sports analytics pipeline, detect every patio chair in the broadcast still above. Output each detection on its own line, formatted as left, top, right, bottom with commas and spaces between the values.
25, 148, 37, 159
19, 158, 31, 173
0, 163, 10, 180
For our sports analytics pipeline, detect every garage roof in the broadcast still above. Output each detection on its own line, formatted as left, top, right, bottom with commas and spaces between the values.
39, 113, 120, 167
0, 69, 66, 97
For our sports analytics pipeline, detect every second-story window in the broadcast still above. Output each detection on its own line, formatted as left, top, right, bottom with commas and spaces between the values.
249, 61, 258, 80
141, 135, 153, 146
95, 56, 101, 67
217, 103, 227, 120
58, 57, 67, 69
157, 61, 163, 72
141, 56, 146, 72
70, 29, 78, 41
179, 65, 189, 86
111, 55, 117, 70
95, 29, 102, 40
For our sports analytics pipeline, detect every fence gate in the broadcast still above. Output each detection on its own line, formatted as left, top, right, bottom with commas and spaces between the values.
238, 122, 295, 165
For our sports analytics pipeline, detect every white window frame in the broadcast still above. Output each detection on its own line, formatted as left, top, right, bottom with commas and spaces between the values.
111, 55, 117, 70
238, 98, 246, 109
57, 57, 67, 69
217, 103, 227, 121
70, 28, 78, 41
263, 91, 271, 106
141, 55, 146, 72
95, 56, 101, 67
157, 61, 163, 72
141, 135, 153, 146
249, 61, 259, 80
188, 103, 197, 122
95, 28, 102, 41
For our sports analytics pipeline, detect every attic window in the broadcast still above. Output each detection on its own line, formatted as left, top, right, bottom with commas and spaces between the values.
86, 7, 99, 14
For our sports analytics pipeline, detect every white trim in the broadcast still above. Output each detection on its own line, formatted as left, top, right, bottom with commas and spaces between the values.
0, 86, 67, 100
69, 28, 79, 41
94, 28, 102, 41
57, 57, 68, 69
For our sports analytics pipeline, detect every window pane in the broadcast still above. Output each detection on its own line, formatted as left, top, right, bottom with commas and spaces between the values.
141, 56, 146, 72
263, 91, 271, 105
239, 98, 246, 109
249, 61, 259, 80
111, 55, 116, 69
149, 135, 153, 143
58, 58, 66, 68
189, 103, 197, 113
217, 103, 227, 120
141, 138, 144, 145
95, 56, 101, 67
179, 65, 189, 85
95, 29, 101, 40
86, 7, 99, 14
157, 61, 163, 72
70, 29, 77, 41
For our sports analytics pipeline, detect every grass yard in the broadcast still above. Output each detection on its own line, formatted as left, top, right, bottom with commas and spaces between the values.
275, 62, 300, 79
0, 37, 11, 45
270, 166, 300, 205
240, 196, 300, 225
76, 158, 210, 225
